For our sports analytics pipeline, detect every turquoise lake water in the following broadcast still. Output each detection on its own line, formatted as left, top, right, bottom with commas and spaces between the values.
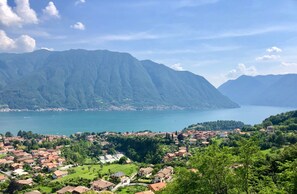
0, 106, 295, 135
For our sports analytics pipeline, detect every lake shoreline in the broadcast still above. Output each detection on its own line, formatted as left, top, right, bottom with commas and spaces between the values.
0, 106, 240, 112
0, 106, 295, 136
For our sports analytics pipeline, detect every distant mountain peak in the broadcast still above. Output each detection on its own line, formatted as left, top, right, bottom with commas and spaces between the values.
0, 49, 238, 110
219, 74, 297, 107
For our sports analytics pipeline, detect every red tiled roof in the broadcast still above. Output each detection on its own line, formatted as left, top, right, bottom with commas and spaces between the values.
149, 182, 166, 192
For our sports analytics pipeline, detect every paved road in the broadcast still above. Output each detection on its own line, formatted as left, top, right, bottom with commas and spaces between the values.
0, 170, 12, 177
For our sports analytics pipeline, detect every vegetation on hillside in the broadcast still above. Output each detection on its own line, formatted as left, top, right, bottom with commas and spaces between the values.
0, 50, 238, 110
159, 110, 297, 194
183, 120, 245, 131
107, 135, 165, 164
1, 110, 297, 194
159, 140, 297, 194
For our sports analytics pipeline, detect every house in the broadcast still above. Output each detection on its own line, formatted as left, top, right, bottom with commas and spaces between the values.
42, 162, 57, 171
0, 174, 7, 182
52, 170, 68, 179
0, 159, 9, 164
110, 171, 130, 184
13, 168, 28, 176
219, 132, 228, 138
138, 167, 154, 177
56, 186, 90, 194
111, 171, 125, 179
259, 128, 266, 132
267, 126, 275, 133
16, 178, 33, 186
149, 182, 167, 192
91, 179, 114, 191
189, 138, 197, 145
154, 166, 173, 183
163, 153, 176, 162
201, 141, 210, 146
135, 191, 154, 194
32, 166, 42, 172
120, 176, 130, 185
23, 159, 35, 166
177, 149, 187, 157
72, 186, 90, 194
99, 153, 126, 163
56, 186, 75, 194
11, 163, 23, 170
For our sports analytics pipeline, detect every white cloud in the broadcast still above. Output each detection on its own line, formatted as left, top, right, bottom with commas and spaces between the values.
256, 47, 282, 61
70, 22, 85, 30
256, 54, 280, 61
14, 0, 38, 24
0, 30, 15, 51
75, 0, 86, 5
281, 61, 297, 67
266, 46, 282, 53
0, 0, 22, 26
0, 30, 35, 52
99, 32, 158, 41
170, 63, 185, 71
43, 1, 60, 18
40, 47, 54, 51
226, 63, 257, 79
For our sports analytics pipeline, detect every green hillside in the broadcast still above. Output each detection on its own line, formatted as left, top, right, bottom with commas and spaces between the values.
0, 49, 238, 110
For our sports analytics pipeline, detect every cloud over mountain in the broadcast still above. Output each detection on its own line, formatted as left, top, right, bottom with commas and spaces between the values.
226, 63, 257, 79
0, 30, 35, 52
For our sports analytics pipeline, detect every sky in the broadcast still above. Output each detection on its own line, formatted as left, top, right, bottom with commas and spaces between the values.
1, 0, 297, 87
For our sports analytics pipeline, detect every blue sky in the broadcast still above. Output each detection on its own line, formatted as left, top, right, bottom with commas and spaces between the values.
1, 0, 297, 86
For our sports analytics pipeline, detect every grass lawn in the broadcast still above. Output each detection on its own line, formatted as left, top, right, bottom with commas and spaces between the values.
261, 148, 272, 155
55, 164, 138, 182
261, 147, 285, 156
116, 185, 147, 194
31, 186, 53, 194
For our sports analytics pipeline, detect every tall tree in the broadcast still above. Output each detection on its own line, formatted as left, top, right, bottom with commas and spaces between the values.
236, 138, 260, 194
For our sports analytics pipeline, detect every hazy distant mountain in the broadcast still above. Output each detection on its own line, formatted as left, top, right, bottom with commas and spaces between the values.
0, 49, 238, 110
218, 74, 297, 107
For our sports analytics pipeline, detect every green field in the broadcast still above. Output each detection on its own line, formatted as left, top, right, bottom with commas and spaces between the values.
116, 185, 147, 194
29, 186, 53, 194
55, 164, 138, 182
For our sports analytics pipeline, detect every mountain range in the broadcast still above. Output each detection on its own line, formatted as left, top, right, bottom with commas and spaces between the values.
0, 49, 238, 110
218, 74, 297, 107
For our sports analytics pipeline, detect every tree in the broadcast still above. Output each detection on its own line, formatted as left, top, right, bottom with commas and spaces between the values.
277, 158, 297, 193
118, 156, 128, 164
160, 143, 235, 194
236, 138, 260, 194
5, 131, 13, 137
177, 133, 184, 142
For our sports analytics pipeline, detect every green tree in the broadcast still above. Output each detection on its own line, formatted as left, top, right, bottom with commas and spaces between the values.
5, 131, 13, 137
236, 138, 260, 194
160, 143, 235, 194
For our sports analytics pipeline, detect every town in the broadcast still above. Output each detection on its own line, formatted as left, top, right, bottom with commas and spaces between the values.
0, 123, 245, 194
0, 114, 297, 194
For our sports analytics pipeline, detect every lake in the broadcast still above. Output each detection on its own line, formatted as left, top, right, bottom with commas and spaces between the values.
0, 106, 295, 135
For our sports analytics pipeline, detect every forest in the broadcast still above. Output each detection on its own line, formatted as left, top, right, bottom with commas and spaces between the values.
159, 110, 297, 194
